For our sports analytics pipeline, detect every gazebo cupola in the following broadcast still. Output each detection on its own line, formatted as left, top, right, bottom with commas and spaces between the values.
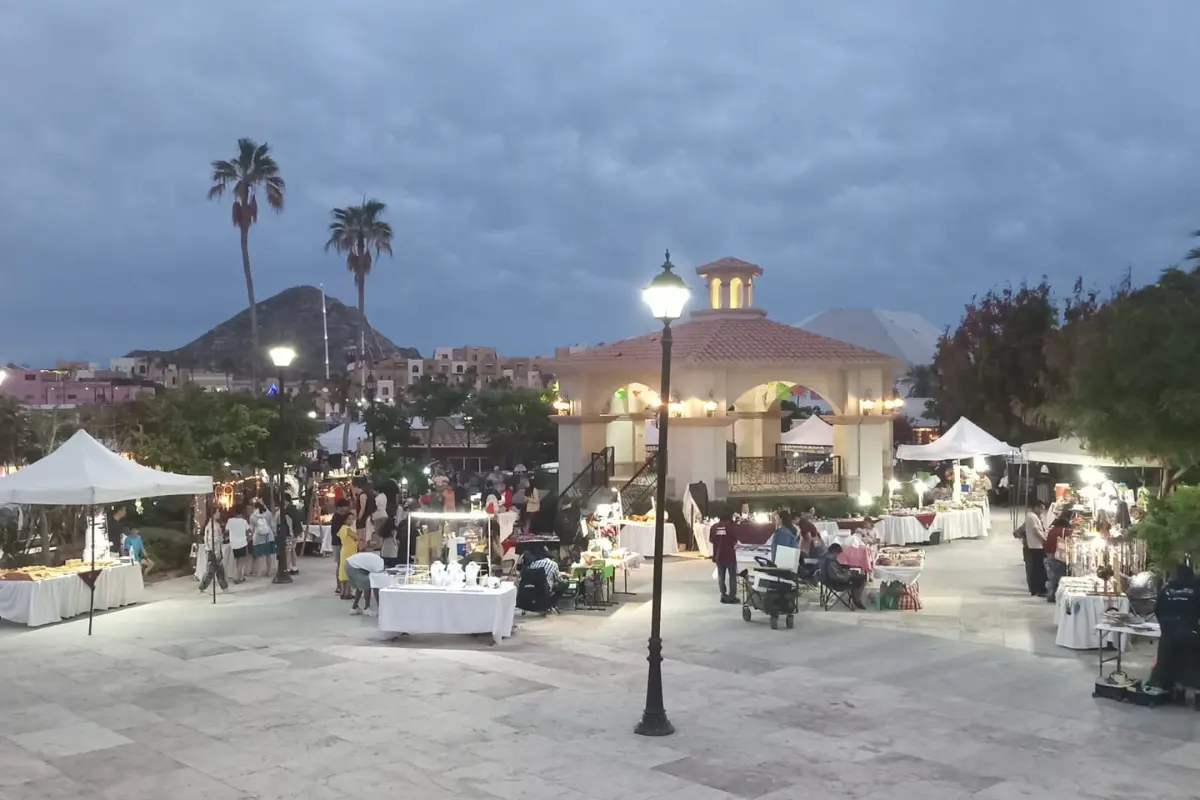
695, 256, 764, 316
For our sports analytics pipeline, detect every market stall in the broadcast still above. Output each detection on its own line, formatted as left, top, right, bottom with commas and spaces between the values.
0, 561, 143, 627
872, 547, 925, 610
1054, 576, 1130, 650
377, 582, 517, 643
0, 431, 212, 631
896, 417, 1015, 503
620, 519, 677, 556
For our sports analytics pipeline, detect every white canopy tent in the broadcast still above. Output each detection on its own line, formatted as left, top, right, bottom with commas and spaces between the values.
1020, 437, 1159, 468
896, 417, 1015, 461
316, 422, 368, 453
0, 430, 213, 505
782, 415, 834, 447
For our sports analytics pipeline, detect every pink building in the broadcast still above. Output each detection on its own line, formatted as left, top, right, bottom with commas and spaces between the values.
0, 368, 153, 406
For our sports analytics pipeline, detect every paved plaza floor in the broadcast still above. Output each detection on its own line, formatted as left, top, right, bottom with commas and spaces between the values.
1, 511, 1197, 799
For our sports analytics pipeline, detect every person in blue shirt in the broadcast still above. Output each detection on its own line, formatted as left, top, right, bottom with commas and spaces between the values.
124, 527, 154, 576
769, 512, 799, 565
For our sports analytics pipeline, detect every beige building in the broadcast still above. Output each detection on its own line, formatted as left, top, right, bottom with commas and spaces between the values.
548, 257, 904, 502
370, 346, 549, 394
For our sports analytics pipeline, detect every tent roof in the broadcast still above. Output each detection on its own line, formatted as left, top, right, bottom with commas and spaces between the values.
316, 422, 368, 453
0, 430, 212, 505
796, 308, 941, 366
782, 415, 833, 447
896, 417, 1014, 461
1020, 437, 1159, 468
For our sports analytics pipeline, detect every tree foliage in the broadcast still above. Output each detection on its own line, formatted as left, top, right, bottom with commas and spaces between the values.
1135, 485, 1200, 571
465, 387, 556, 468
407, 376, 469, 456
1047, 267, 1200, 480
931, 281, 1058, 443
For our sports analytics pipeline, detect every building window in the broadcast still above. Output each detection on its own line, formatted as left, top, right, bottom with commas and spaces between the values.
455, 365, 464, 373
67, 394, 77, 400
472, 354, 478, 362
710, 277, 723, 308
729, 277, 743, 308
23, 374, 34, 381
381, 386, 390, 397
138, 365, 147, 374
411, 365, 420, 373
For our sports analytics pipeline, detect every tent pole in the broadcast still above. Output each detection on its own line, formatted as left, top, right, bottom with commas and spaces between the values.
87, 504, 95, 636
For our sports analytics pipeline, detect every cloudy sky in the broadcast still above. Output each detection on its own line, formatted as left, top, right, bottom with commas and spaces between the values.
3, 1, 1199, 366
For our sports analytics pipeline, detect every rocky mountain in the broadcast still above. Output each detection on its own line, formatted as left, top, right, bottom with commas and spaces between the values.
128, 285, 419, 377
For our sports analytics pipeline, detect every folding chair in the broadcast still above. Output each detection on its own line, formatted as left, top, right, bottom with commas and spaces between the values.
819, 580, 856, 611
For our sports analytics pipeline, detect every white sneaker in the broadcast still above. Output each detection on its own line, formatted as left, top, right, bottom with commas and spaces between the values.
350, 607, 363, 616
364, 608, 377, 618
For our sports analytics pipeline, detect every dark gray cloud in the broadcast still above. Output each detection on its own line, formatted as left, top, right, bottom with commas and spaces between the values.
3, 1, 1199, 365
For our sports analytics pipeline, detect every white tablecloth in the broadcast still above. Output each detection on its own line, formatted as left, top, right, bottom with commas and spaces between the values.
305, 524, 333, 554
0, 564, 144, 627
377, 583, 517, 642
873, 515, 931, 546
815, 521, 841, 541
194, 545, 234, 580
872, 564, 923, 585
694, 523, 711, 557
1055, 591, 1129, 650
620, 522, 677, 556
932, 508, 987, 541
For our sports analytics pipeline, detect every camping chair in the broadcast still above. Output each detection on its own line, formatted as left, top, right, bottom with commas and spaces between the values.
819, 579, 857, 611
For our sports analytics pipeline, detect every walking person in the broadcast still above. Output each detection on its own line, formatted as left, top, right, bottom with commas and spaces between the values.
709, 511, 739, 604
226, 501, 252, 584
329, 498, 351, 595
198, 508, 229, 593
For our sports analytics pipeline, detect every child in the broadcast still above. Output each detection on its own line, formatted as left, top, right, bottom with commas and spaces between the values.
124, 527, 154, 576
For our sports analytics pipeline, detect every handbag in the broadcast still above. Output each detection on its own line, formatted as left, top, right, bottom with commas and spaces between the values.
1013, 522, 1026, 541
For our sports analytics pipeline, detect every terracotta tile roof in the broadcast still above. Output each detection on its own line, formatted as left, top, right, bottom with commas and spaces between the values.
553, 313, 897, 366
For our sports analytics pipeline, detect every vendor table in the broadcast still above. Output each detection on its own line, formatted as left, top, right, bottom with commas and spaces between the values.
304, 524, 333, 555
0, 564, 143, 627
620, 521, 677, 556
872, 563, 923, 585
931, 507, 987, 541
873, 515, 932, 546
377, 583, 517, 644
1094, 622, 1160, 681
194, 544, 234, 580
1055, 589, 1129, 650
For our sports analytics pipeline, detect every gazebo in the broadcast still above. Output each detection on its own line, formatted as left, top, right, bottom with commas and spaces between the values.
548, 257, 904, 503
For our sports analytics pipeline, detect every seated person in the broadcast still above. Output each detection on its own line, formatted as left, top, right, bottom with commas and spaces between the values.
1148, 563, 1200, 693
528, 545, 567, 606
768, 514, 800, 565
798, 511, 826, 560
819, 543, 867, 609
124, 527, 154, 576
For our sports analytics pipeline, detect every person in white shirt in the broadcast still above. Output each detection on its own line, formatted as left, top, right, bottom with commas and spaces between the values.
1023, 501, 1048, 597
344, 551, 386, 616
198, 509, 228, 593
249, 501, 275, 577
225, 502, 252, 584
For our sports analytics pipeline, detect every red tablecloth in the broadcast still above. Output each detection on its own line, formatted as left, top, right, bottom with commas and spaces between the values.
893, 512, 936, 529
837, 517, 873, 531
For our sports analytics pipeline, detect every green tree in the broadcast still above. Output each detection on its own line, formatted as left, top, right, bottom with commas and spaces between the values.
465, 387, 556, 468
931, 281, 1058, 443
364, 400, 417, 453
1047, 267, 1200, 485
325, 199, 393, 374
1134, 486, 1200, 571
904, 364, 935, 397
207, 138, 286, 392
408, 375, 469, 458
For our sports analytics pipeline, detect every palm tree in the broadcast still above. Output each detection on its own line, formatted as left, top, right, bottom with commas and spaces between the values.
207, 138, 286, 393
325, 199, 393, 376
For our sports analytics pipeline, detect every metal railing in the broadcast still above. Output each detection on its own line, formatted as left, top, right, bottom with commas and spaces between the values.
727, 455, 842, 495
619, 452, 659, 515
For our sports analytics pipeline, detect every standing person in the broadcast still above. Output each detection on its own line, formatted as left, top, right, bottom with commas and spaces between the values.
709, 511, 739, 604
337, 511, 360, 600
352, 476, 374, 550
275, 493, 303, 579
344, 550, 386, 616
198, 508, 228, 593
1043, 515, 1072, 602
523, 486, 540, 535
249, 500, 275, 577
225, 502, 252, 584
328, 498, 351, 595
377, 480, 401, 568
107, 506, 129, 555
1147, 563, 1200, 694
1023, 500, 1048, 597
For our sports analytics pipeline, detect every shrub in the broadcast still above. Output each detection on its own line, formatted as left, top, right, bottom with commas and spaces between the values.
1134, 485, 1200, 573
138, 526, 192, 571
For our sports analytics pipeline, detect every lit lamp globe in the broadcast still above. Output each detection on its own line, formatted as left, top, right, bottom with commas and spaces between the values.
269, 346, 297, 369
642, 255, 690, 321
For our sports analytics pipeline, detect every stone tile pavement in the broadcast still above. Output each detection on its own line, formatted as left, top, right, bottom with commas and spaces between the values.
0, 516, 1195, 799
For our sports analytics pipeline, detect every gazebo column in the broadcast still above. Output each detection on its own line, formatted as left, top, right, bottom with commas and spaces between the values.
831, 416, 891, 499
761, 407, 782, 463
662, 419, 731, 501
553, 417, 610, 493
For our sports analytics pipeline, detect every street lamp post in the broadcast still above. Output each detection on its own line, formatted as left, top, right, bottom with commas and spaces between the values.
635, 250, 690, 738
269, 346, 297, 585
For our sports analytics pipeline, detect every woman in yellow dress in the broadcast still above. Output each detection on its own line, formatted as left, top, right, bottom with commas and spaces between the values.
337, 521, 359, 600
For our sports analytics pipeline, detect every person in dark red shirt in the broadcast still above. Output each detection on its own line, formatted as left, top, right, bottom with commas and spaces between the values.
709, 512, 740, 604
1043, 515, 1072, 602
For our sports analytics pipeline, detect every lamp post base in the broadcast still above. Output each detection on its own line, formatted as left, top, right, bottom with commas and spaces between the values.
634, 710, 675, 737
271, 572, 293, 584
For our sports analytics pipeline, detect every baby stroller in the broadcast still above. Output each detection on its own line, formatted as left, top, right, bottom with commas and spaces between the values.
741, 545, 801, 630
